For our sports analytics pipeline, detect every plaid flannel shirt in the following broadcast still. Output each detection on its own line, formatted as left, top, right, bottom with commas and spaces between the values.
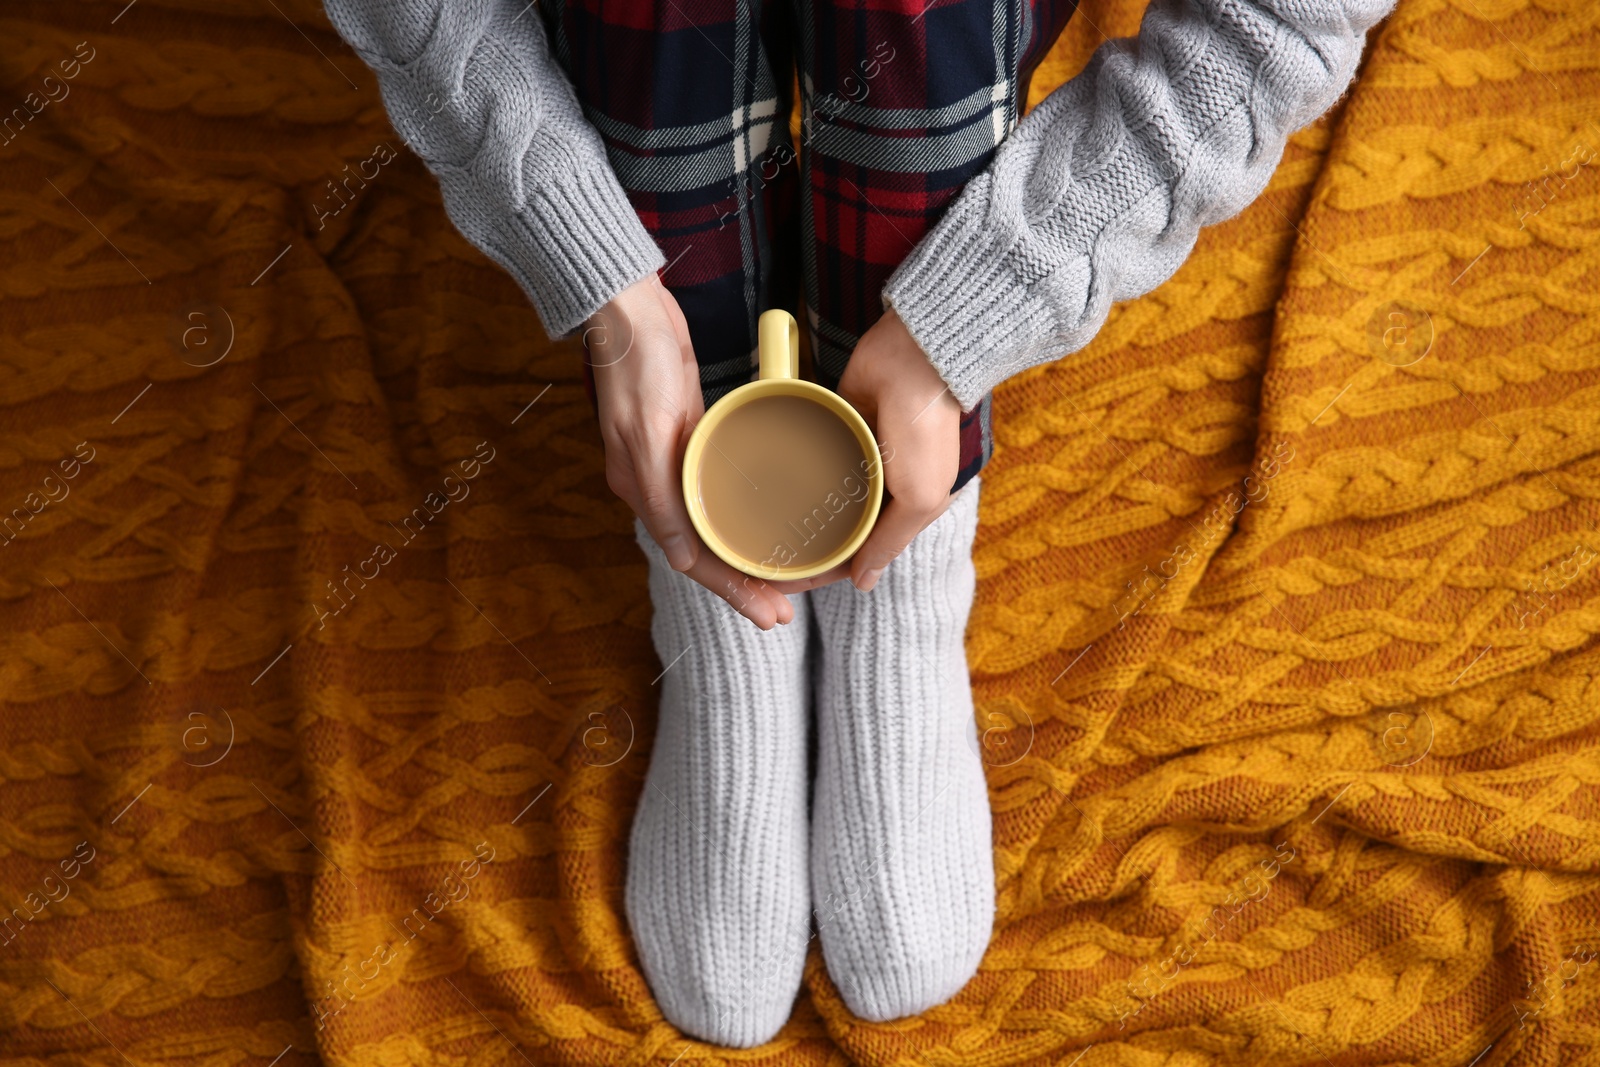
552, 0, 1080, 494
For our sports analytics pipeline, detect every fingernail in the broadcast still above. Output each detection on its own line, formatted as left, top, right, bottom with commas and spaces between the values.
856, 567, 883, 591
662, 535, 693, 570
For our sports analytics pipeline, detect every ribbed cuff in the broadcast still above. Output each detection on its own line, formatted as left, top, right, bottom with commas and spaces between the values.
507, 143, 666, 338
882, 190, 1059, 413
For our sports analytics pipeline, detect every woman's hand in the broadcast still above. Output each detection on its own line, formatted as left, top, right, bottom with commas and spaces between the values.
588, 275, 798, 629
833, 306, 962, 591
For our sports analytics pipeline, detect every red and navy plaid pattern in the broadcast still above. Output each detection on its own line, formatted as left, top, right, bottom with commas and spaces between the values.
549, 0, 1078, 494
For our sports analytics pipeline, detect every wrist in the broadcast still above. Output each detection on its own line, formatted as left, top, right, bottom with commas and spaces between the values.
869, 308, 957, 413
585, 275, 660, 372
587, 275, 654, 331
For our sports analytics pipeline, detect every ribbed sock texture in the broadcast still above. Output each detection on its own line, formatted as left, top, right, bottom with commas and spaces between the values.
624, 519, 813, 1048
808, 476, 995, 1021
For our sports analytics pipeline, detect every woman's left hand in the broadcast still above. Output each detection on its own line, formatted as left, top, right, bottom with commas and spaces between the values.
772, 306, 960, 595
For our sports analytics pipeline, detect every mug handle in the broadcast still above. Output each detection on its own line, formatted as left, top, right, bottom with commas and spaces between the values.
758, 309, 799, 380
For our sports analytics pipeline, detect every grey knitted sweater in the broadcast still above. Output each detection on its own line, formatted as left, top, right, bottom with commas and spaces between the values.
323, 0, 1396, 411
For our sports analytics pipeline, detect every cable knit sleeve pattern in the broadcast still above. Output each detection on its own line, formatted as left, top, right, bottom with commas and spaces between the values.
883, 0, 1398, 412
321, 0, 664, 338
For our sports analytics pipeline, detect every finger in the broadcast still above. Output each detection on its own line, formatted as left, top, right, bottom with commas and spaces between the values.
631, 417, 700, 573
685, 552, 796, 629
849, 424, 952, 591
681, 355, 705, 427
659, 284, 705, 426
849, 492, 944, 591
835, 328, 886, 426
850, 398, 958, 591
836, 374, 877, 426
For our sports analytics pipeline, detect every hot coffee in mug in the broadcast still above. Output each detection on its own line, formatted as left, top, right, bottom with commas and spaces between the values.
683, 310, 884, 581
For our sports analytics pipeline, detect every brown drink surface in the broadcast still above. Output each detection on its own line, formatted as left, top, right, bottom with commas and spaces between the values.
697, 393, 873, 570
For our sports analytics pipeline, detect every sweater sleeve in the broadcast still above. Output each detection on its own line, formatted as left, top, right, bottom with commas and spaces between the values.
882, 0, 1397, 411
321, 0, 665, 338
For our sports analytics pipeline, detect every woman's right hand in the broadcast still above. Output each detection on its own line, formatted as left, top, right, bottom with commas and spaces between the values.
587, 274, 798, 630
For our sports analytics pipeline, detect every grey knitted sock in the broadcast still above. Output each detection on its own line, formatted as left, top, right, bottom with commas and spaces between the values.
808, 476, 994, 1021
625, 518, 813, 1048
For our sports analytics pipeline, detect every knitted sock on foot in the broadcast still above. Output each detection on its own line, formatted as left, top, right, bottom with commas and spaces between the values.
809, 476, 995, 1021
625, 518, 813, 1047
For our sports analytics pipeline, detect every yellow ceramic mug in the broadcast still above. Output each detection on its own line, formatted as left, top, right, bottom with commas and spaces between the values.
682, 309, 883, 581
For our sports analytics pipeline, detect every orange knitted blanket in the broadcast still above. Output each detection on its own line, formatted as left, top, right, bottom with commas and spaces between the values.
3, 1, 1598, 1065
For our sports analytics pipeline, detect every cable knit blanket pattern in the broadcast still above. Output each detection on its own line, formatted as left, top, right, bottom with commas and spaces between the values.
1, 1, 1598, 1066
